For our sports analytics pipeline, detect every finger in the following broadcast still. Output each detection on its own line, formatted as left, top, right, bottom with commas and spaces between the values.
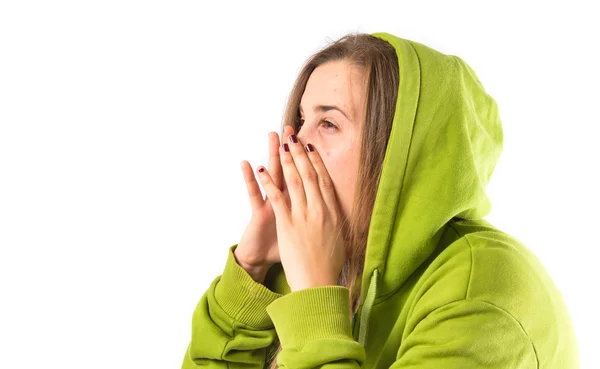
255, 165, 291, 223
285, 133, 324, 211
279, 125, 293, 193
240, 160, 264, 210
279, 125, 295, 209
268, 131, 283, 189
282, 124, 295, 148
287, 128, 323, 205
280, 138, 308, 213
302, 143, 340, 216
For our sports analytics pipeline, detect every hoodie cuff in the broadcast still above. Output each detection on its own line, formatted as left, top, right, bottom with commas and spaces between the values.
214, 244, 283, 328
265, 285, 354, 350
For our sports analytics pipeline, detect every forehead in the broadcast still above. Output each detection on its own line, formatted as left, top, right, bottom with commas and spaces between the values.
301, 60, 365, 121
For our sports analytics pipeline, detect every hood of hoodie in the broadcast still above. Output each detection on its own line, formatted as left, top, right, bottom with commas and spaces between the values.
351, 31, 503, 345
264, 31, 503, 348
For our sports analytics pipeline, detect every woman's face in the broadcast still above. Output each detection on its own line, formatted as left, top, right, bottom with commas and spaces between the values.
294, 59, 366, 221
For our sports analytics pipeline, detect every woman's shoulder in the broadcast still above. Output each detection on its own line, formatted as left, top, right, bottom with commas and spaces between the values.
432, 218, 579, 365
437, 218, 561, 306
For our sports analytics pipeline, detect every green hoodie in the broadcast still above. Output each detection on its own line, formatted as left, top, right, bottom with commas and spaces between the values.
181, 32, 579, 369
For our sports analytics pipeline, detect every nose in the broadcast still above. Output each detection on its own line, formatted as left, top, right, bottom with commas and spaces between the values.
296, 125, 309, 147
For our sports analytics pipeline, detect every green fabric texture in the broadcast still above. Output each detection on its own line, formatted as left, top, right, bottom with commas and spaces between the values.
181, 32, 579, 368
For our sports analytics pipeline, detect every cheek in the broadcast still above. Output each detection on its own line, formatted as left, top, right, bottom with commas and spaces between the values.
320, 155, 334, 179
315, 140, 358, 188
320, 156, 354, 219
320, 153, 349, 188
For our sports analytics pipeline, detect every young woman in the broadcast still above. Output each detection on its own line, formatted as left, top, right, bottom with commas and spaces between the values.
181, 31, 579, 369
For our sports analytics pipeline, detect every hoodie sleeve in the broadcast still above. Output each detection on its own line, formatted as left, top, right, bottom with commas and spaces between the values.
265, 285, 366, 368
390, 299, 538, 368
181, 244, 284, 369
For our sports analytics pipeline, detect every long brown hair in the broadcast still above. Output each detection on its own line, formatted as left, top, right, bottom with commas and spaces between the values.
266, 32, 399, 369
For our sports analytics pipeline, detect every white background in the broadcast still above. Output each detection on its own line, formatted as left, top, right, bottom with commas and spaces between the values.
1, 1, 598, 368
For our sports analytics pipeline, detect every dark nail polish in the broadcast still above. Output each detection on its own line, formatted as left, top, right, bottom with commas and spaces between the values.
305, 143, 314, 152
283, 143, 289, 152
289, 134, 298, 143
258, 167, 264, 173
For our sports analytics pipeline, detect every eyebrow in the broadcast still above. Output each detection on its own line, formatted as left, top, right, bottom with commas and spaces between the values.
299, 104, 351, 121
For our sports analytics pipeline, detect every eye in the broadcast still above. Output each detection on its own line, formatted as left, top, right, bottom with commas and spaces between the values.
320, 120, 338, 130
296, 118, 338, 131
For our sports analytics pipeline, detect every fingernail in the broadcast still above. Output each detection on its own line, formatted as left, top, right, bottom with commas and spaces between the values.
289, 134, 298, 143
282, 143, 289, 152
305, 143, 314, 152
258, 167, 265, 173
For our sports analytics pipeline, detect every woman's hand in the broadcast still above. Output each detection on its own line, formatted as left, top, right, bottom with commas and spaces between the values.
255, 128, 347, 292
236, 126, 294, 283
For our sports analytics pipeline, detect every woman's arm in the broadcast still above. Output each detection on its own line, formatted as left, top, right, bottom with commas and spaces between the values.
181, 244, 283, 369
265, 293, 537, 369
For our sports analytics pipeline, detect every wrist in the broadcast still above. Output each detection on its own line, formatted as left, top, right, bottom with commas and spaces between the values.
233, 250, 270, 283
